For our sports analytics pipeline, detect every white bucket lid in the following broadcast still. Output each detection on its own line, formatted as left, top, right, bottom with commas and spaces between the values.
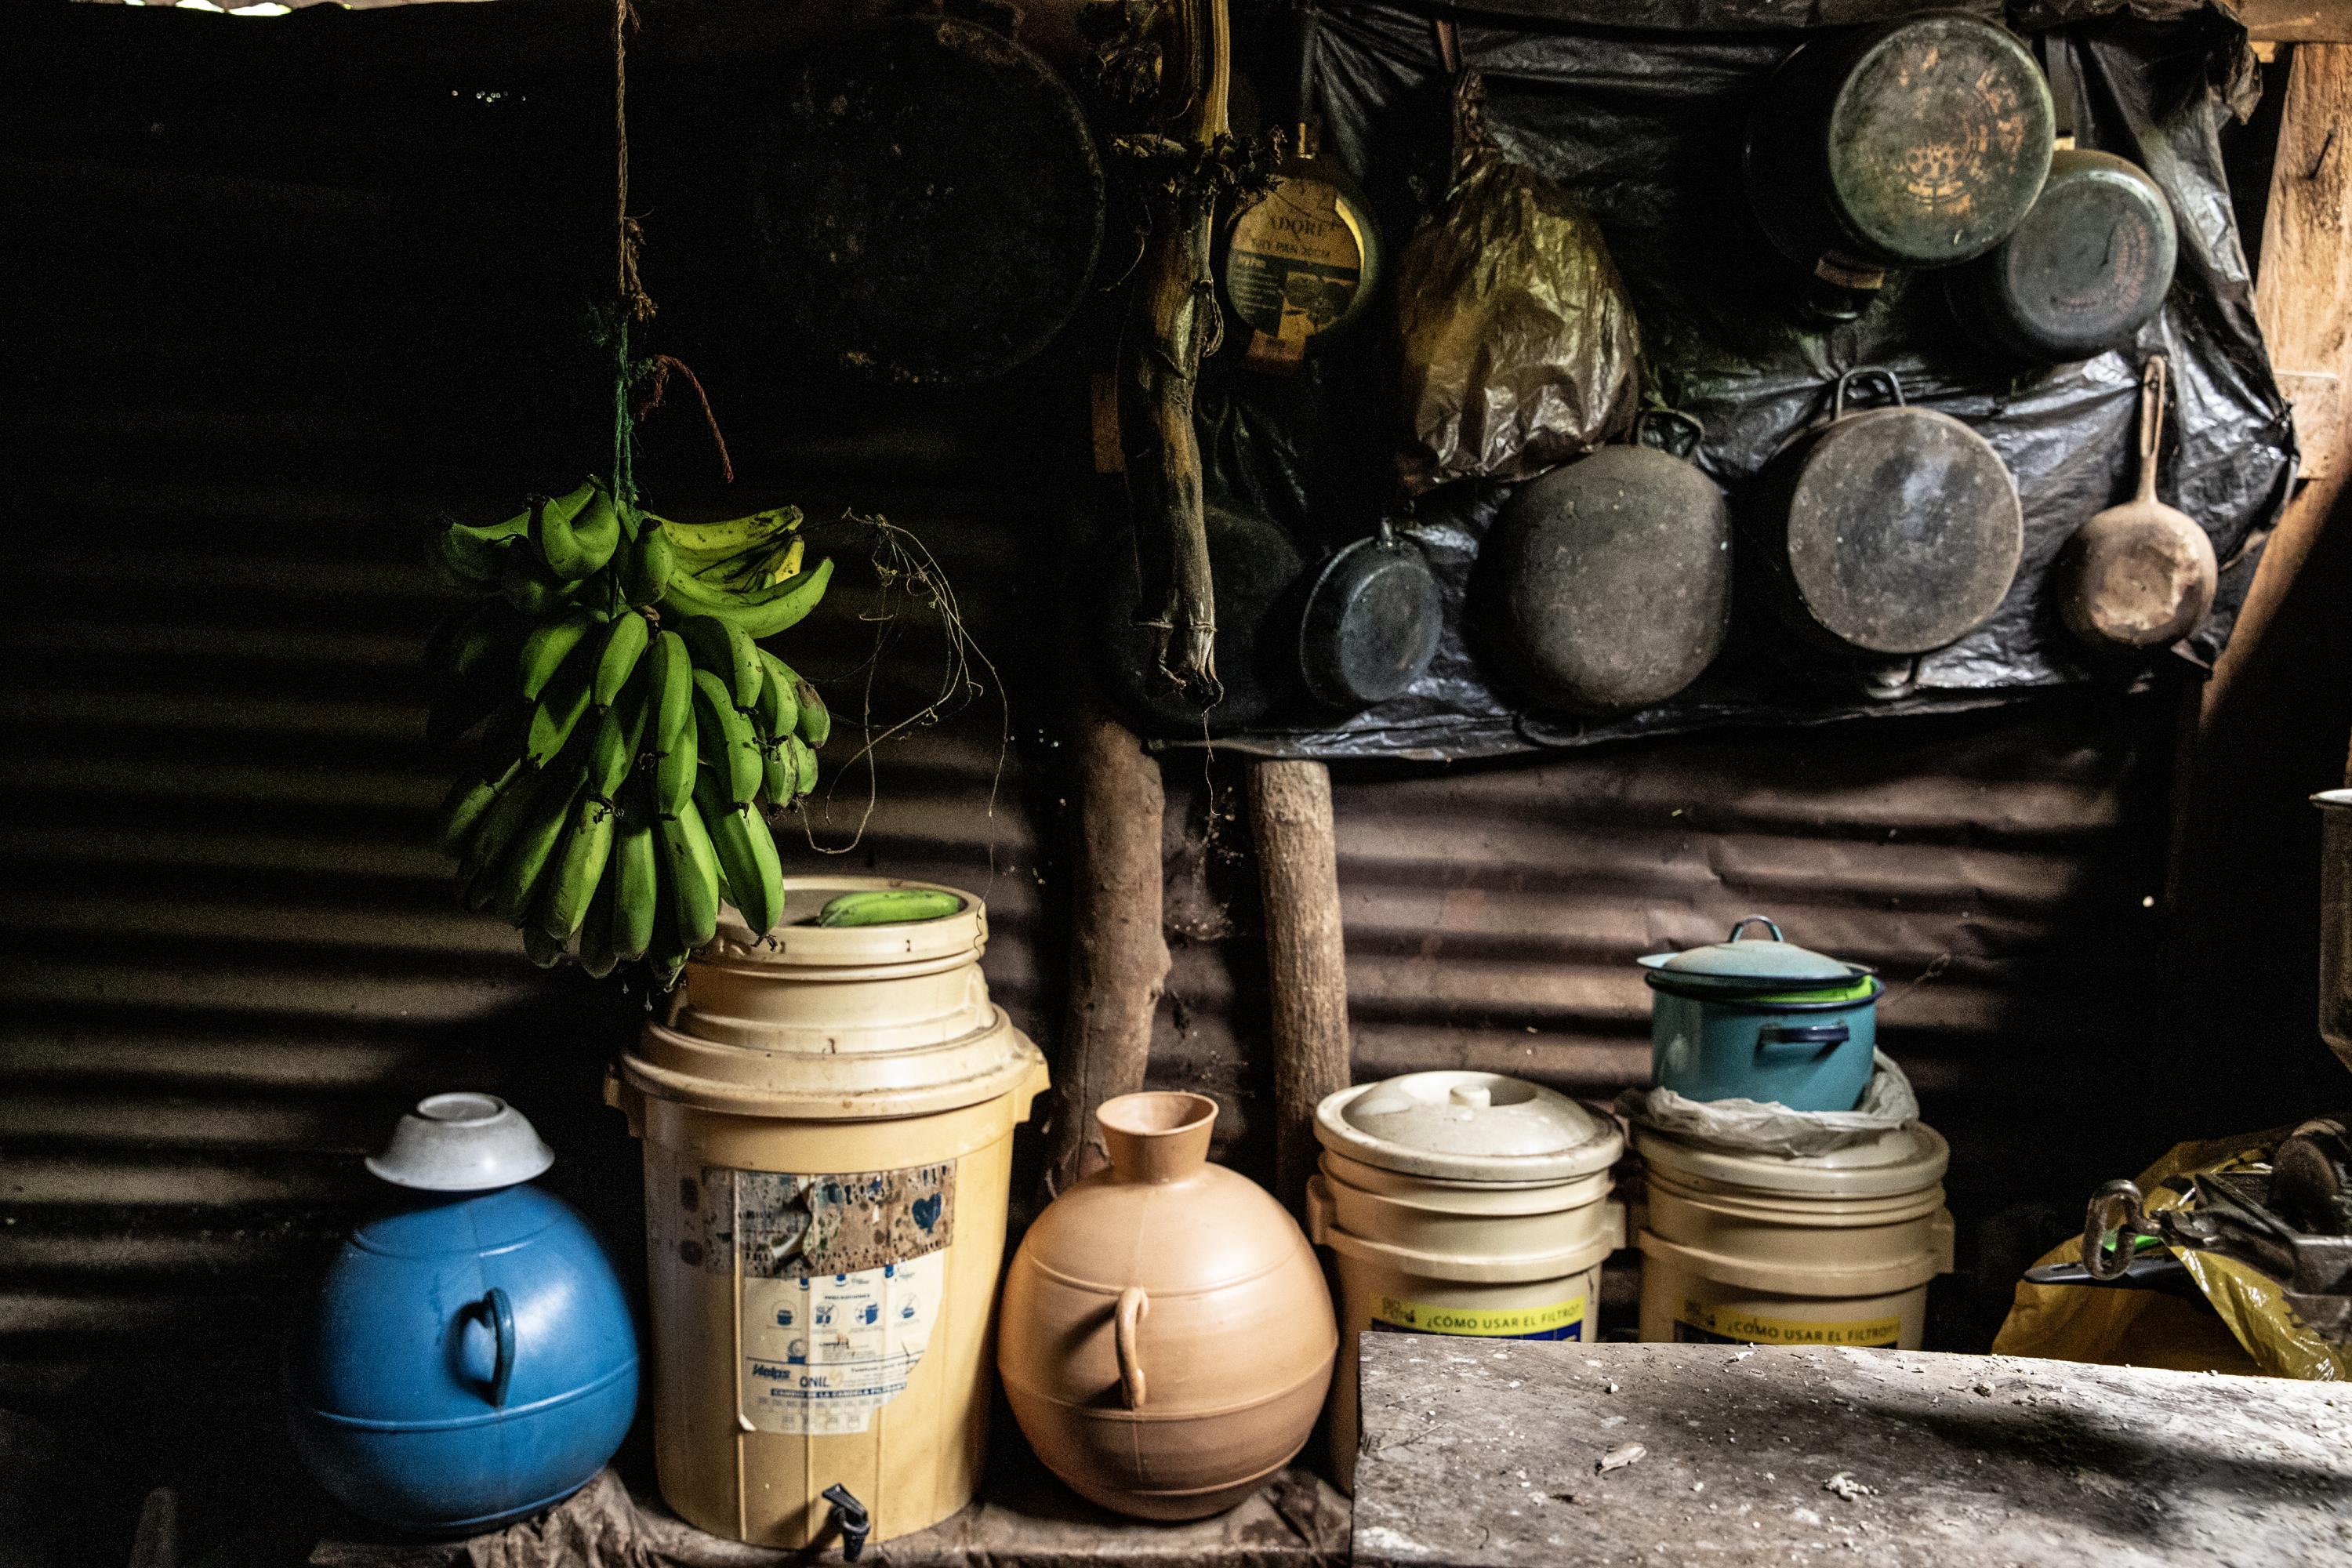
1316, 1072, 1621, 1184
365, 1092, 554, 1192
1634, 1120, 1949, 1199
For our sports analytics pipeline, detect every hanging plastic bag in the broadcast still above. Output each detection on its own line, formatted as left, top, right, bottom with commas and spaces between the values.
1617, 1051, 1918, 1158
1394, 68, 1640, 494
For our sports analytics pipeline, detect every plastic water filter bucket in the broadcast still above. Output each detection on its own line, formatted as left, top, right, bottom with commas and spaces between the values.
1306, 1073, 1624, 1490
608, 879, 1047, 1552
1634, 1120, 1953, 1350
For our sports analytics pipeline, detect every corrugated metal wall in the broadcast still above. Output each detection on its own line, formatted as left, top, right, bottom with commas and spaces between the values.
4, 3, 2227, 1559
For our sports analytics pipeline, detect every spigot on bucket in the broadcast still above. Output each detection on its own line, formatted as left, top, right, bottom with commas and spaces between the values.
822, 1484, 871, 1563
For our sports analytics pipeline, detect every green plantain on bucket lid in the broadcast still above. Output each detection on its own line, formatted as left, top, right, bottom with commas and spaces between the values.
815, 889, 967, 928
1637, 916, 1873, 999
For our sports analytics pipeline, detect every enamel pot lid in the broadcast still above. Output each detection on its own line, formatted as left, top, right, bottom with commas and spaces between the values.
1638, 916, 1871, 996
1316, 1071, 1621, 1184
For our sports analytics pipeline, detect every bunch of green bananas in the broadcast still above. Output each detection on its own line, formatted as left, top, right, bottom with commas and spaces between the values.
425, 478, 835, 987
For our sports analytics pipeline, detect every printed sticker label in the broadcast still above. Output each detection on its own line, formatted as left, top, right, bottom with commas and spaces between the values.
1227, 176, 1364, 343
1672, 1298, 1900, 1348
663, 1158, 957, 1435
1370, 1294, 1587, 1342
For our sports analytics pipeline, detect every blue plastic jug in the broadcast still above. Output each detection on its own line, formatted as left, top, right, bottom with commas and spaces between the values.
285, 1094, 638, 1534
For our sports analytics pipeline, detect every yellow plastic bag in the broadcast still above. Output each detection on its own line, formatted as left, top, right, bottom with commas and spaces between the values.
1994, 1125, 2352, 1381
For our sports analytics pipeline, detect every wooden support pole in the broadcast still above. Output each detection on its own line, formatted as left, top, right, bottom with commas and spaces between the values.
1044, 692, 1171, 1198
1248, 757, 1353, 1214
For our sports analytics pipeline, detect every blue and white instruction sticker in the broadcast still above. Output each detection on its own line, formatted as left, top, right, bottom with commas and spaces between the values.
662, 1158, 956, 1436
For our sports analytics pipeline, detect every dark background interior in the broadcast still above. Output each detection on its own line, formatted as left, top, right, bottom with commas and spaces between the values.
7, 2, 2348, 1563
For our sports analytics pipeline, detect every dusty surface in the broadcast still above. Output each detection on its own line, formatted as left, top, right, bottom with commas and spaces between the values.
312, 1458, 1347, 1567
1352, 1338, 2352, 1566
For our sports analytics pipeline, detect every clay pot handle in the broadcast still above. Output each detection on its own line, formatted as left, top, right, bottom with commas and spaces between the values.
1114, 1286, 1151, 1410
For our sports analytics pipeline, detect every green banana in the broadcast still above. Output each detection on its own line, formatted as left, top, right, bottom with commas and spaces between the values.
586, 706, 633, 800
780, 733, 818, 801
691, 669, 763, 806
499, 542, 575, 618
694, 771, 783, 936
524, 644, 597, 767
753, 649, 800, 742
458, 764, 547, 901
655, 709, 699, 815
656, 506, 801, 558
795, 676, 830, 749
437, 509, 529, 586
816, 888, 965, 927
619, 524, 676, 608
590, 612, 652, 710
658, 557, 833, 639
522, 923, 564, 968
645, 630, 693, 752
676, 615, 764, 711
610, 807, 659, 962
425, 601, 509, 681
659, 797, 722, 950
536, 793, 616, 941
433, 756, 521, 858
516, 607, 601, 702
759, 733, 794, 808
529, 479, 609, 581
485, 764, 586, 924
578, 861, 622, 979
647, 868, 688, 991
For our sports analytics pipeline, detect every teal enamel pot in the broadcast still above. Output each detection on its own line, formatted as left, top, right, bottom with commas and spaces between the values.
1639, 917, 1879, 1111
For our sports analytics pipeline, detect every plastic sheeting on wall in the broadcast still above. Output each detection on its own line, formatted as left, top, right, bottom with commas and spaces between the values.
1188, 1, 2292, 759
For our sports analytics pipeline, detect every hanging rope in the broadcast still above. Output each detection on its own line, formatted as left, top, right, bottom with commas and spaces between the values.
612, 0, 654, 501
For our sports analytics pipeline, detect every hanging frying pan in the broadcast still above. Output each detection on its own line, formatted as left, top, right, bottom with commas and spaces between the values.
1477, 410, 1731, 717
1755, 368, 2023, 661
753, 14, 1105, 387
1297, 521, 1442, 713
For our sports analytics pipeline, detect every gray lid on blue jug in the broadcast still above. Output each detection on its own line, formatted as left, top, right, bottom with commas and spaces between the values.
365, 1093, 554, 1192
1637, 916, 1868, 990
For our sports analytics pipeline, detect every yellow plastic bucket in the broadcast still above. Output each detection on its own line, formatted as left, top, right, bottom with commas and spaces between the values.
608, 878, 1047, 1550
1633, 1121, 1953, 1350
1306, 1072, 1624, 1490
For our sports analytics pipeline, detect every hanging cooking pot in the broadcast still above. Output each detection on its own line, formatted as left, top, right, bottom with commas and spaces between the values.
1297, 520, 1442, 713
1947, 149, 2178, 365
1639, 917, 1882, 1112
1744, 13, 2053, 311
1758, 367, 2023, 661
1478, 409, 1730, 717
753, 14, 1105, 386
1098, 500, 1307, 738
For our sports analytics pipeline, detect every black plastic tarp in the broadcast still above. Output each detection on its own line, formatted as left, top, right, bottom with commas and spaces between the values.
1172, 0, 2292, 759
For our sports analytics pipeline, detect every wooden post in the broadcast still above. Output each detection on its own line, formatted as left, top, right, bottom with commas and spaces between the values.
1044, 692, 1171, 1197
1249, 757, 1353, 1214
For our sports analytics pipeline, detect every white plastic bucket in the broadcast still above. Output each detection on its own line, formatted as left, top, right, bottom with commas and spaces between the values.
1306, 1072, 1623, 1490
1634, 1120, 1954, 1349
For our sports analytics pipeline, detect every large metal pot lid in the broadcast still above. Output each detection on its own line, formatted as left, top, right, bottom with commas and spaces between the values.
365, 1093, 554, 1192
1637, 916, 1870, 991
1316, 1072, 1621, 1183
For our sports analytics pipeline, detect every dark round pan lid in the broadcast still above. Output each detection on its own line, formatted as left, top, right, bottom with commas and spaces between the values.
1953, 148, 2178, 365
1480, 411, 1730, 717
753, 16, 1105, 387
1785, 369, 2024, 656
1824, 14, 2053, 268
1298, 522, 1442, 713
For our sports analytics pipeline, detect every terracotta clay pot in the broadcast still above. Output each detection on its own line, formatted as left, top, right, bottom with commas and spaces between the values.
997, 1092, 1337, 1519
